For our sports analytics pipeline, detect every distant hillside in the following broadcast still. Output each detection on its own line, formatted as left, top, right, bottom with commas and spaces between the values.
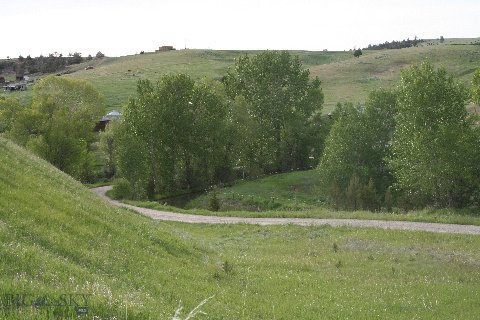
63, 38, 479, 112
65, 49, 351, 112
310, 38, 480, 111
3, 38, 479, 113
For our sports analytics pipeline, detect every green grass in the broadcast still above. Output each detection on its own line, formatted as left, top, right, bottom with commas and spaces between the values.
187, 170, 325, 211
1, 137, 480, 318
64, 49, 351, 111
4, 38, 480, 113
63, 38, 480, 113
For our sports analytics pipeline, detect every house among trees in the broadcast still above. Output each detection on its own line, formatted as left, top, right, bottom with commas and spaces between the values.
95, 110, 121, 131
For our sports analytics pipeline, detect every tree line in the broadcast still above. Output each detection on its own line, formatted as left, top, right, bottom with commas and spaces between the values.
365, 37, 425, 50
0, 51, 105, 78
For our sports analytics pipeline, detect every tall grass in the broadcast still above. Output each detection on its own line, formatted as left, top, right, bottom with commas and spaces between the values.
1, 137, 480, 318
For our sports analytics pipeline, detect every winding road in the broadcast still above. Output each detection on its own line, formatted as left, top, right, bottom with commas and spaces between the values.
92, 186, 480, 235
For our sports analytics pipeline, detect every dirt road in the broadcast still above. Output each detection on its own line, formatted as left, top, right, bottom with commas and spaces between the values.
91, 186, 480, 235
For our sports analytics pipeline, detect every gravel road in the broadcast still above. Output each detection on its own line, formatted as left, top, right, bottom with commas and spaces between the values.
91, 186, 480, 235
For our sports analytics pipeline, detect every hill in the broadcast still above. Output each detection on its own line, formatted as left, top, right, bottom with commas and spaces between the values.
62, 38, 480, 112
3, 38, 479, 112
0, 137, 212, 318
2, 138, 480, 318
310, 38, 480, 110
65, 49, 351, 112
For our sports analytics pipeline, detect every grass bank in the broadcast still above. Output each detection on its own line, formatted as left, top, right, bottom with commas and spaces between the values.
2, 137, 480, 319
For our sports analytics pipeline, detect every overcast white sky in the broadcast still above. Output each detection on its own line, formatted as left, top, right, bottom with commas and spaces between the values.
1, 0, 479, 58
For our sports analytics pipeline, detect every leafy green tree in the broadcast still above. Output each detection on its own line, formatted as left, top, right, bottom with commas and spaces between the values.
318, 89, 397, 196
353, 49, 363, 58
114, 119, 151, 199
117, 74, 231, 196
345, 174, 363, 210
224, 51, 324, 174
0, 97, 23, 133
318, 103, 367, 193
9, 76, 105, 181
389, 61, 479, 208
472, 67, 480, 105
318, 89, 397, 210
99, 121, 117, 178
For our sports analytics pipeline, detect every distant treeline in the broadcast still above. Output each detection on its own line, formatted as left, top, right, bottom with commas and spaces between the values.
0, 51, 104, 78
365, 38, 425, 50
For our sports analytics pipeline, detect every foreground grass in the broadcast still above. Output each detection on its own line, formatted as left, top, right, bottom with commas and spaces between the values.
2, 137, 480, 319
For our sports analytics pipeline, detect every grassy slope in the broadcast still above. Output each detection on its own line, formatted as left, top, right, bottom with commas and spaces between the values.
61, 38, 480, 112
3, 39, 479, 113
311, 39, 480, 111
1, 138, 480, 318
66, 49, 351, 112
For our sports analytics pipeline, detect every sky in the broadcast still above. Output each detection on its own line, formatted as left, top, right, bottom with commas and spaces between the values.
1, 0, 479, 58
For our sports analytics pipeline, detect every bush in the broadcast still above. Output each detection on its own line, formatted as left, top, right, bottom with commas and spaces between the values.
208, 189, 221, 211
111, 178, 133, 200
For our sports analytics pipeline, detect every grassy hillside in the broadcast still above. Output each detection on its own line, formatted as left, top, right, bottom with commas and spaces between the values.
311, 39, 480, 110
62, 38, 480, 112
65, 49, 351, 112
1, 137, 480, 318
3, 38, 479, 113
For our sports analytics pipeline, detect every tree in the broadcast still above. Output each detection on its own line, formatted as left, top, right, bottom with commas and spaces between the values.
99, 121, 117, 178
472, 67, 480, 105
68, 52, 83, 65
116, 74, 231, 197
440, 36, 445, 43
9, 76, 105, 182
224, 51, 324, 174
353, 49, 362, 58
318, 89, 397, 208
96, 51, 105, 59
389, 61, 479, 208
0, 97, 23, 133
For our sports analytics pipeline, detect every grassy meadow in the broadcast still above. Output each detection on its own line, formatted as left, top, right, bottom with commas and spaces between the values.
1, 137, 480, 319
63, 39, 480, 112
3, 39, 479, 113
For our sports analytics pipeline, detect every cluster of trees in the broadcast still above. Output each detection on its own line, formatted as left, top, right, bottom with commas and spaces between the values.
365, 37, 425, 50
0, 51, 105, 77
319, 61, 480, 210
112, 51, 325, 198
0, 76, 105, 182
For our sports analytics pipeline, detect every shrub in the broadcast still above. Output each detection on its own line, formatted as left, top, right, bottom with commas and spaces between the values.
111, 178, 133, 200
208, 189, 221, 211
